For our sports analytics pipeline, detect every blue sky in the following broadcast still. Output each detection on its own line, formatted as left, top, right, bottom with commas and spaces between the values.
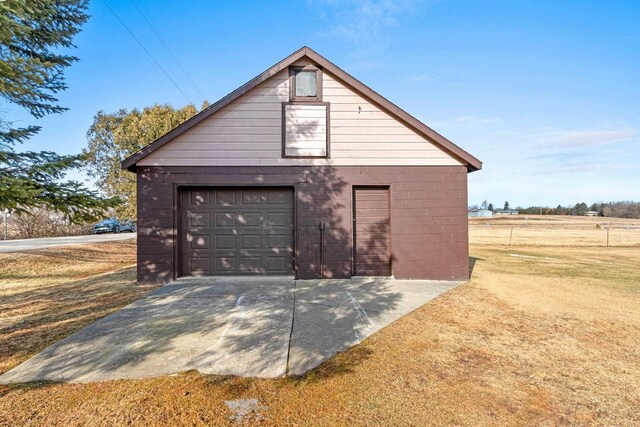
5, 0, 639, 207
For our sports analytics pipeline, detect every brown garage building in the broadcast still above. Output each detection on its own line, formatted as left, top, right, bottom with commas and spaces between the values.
122, 47, 482, 284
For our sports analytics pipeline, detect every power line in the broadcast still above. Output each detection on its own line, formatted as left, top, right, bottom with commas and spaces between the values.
101, 0, 193, 105
131, 0, 207, 103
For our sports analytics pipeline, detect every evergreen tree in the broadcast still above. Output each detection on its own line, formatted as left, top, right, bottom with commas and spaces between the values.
504, 201, 510, 210
487, 203, 494, 211
0, 0, 118, 221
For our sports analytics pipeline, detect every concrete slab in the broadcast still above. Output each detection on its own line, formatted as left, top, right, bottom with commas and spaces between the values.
287, 278, 461, 375
0, 276, 462, 384
0, 277, 295, 383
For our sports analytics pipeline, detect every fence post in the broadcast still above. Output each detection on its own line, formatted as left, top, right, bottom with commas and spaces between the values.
607, 227, 609, 247
509, 227, 513, 246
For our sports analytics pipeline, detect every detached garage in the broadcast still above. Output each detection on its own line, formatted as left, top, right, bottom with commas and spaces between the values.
122, 47, 481, 284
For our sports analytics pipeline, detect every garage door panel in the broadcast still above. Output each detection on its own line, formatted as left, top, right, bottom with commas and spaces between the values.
267, 234, 291, 249
190, 190, 210, 205
266, 212, 291, 227
238, 212, 262, 227
215, 212, 235, 227
215, 256, 236, 273
241, 234, 262, 249
181, 187, 294, 276
215, 235, 236, 250
239, 257, 263, 273
267, 190, 289, 204
189, 257, 210, 274
188, 212, 210, 228
189, 235, 210, 249
266, 256, 290, 272
215, 189, 236, 205
241, 189, 262, 205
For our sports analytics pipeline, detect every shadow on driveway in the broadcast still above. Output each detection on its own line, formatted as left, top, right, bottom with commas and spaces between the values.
0, 276, 461, 384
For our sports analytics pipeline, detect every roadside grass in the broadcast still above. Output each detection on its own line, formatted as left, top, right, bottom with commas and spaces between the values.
1, 242, 638, 426
0, 240, 157, 374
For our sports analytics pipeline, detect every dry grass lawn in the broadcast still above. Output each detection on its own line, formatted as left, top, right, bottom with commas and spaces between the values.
0, 240, 157, 374
1, 234, 639, 425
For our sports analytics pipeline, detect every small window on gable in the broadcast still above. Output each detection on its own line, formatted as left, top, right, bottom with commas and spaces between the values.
290, 66, 322, 101
296, 71, 317, 97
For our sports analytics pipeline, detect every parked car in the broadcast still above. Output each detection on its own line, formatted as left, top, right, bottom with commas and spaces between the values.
93, 218, 121, 234
119, 220, 136, 233
93, 218, 137, 234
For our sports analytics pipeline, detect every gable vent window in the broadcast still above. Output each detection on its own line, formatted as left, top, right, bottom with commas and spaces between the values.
295, 71, 317, 97
289, 66, 322, 102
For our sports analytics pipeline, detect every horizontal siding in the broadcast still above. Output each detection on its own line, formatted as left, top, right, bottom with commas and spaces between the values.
138, 69, 462, 167
187, 126, 281, 136
324, 72, 457, 167
148, 157, 460, 166
144, 150, 280, 159
164, 141, 439, 151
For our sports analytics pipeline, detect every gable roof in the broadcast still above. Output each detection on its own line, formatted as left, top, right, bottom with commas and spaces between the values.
121, 46, 482, 172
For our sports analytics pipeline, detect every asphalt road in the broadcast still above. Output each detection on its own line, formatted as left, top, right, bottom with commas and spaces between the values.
0, 233, 136, 253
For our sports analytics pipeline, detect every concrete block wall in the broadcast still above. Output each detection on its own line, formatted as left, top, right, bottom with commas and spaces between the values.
136, 166, 469, 283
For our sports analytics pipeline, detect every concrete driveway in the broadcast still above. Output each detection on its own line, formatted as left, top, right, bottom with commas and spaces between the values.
0, 276, 461, 384
0, 233, 136, 253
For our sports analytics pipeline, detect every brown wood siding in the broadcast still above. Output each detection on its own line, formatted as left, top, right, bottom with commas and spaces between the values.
353, 187, 391, 276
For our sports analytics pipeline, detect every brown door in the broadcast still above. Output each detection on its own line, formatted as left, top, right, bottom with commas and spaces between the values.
353, 186, 391, 276
180, 187, 294, 276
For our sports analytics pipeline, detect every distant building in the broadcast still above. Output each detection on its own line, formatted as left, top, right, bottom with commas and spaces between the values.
494, 209, 519, 216
585, 211, 599, 217
468, 208, 493, 217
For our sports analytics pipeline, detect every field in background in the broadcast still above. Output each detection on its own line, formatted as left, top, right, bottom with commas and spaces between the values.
470, 214, 640, 246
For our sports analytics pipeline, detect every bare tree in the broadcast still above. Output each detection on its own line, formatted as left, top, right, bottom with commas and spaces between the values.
10, 209, 92, 239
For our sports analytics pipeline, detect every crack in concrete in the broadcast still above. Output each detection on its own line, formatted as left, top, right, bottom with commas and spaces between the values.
284, 280, 296, 375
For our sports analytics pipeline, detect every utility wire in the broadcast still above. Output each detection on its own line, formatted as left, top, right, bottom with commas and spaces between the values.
131, 0, 207, 103
101, 0, 193, 105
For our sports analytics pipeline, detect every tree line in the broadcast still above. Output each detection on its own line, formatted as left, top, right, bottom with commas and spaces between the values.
474, 201, 640, 219
517, 201, 640, 218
